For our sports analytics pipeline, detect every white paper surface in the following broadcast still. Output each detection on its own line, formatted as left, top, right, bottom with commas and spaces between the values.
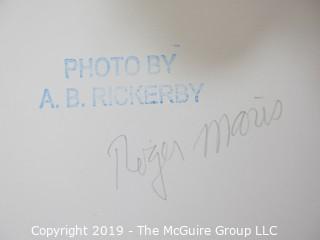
0, 1, 319, 239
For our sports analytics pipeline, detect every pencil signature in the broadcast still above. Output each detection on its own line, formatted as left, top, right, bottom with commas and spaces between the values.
106, 97, 283, 200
